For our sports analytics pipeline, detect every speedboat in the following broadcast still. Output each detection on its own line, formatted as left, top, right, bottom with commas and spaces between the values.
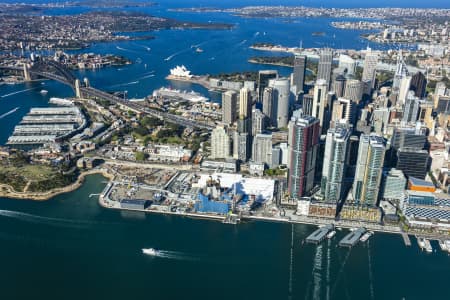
327, 230, 336, 239
360, 231, 374, 242
417, 237, 426, 249
40, 89, 48, 95
142, 248, 159, 256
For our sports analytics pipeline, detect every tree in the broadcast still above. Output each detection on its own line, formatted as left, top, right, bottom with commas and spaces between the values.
135, 152, 147, 161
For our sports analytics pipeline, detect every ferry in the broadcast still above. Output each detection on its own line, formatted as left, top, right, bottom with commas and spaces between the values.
40, 89, 48, 95
326, 230, 336, 239
142, 248, 159, 256
360, 231, 374, 242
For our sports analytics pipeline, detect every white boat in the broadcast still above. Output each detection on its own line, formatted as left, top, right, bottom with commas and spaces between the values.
142, 248, 159, 256
417, 237, 426, 249
423, 239, 433, 253
360, 231, 374, 242
326, 230, 336, 239
439, 240, 448, 252
40, 89, 48, 95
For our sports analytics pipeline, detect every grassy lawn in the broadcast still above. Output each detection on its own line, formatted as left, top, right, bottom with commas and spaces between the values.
0, 164, 75, 193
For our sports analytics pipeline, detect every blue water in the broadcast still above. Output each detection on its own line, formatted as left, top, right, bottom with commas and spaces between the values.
0, 1, 413, 144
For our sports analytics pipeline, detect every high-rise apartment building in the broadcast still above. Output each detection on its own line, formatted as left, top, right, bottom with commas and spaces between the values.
352, 134, 386, 206
288, 115, 320, 199
251, 108, 265, 136
239, 87, 252, 118
210, 126, 231, 159
321, 126, 351, 203
222, 90, 238, 124
252, 133, 273, 166
312, 79, 329, 129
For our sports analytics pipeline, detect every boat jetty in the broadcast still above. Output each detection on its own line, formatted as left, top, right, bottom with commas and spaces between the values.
305, 224, 334, 244
339, 227, 366, 247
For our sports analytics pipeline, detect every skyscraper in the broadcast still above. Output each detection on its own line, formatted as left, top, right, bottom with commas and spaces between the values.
398, 76, 412, 105
344, 79, 363, 104
410, 71, 427, 98
288, 115, 320, 199
258, 70, 278, 102
252, 108, 265, 136
362, 48, 379, 89
262, 87, 274, 125
403, 91, 420, 124
210, 126, 230, 159
338, 54, 356, 76
317, 48, 333, 87
268, 78, 291, 128
222, 90, 238, 124
252, 133, 273, 166
321, 126, 351, 203
239, 87, 252, 118
396, 147, 429, 179
233, 131, 250, 162
393, 51, 409, 92
292, 55, 307, 94
352, 134, 386, 206
312, 79, 329, 129
332, 74, 346, 98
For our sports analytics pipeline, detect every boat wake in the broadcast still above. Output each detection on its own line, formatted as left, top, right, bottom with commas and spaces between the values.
143, 249, 199, 261
116, 46, 141, 54
0, 209, 105, 229
0, 107, 20, 119
138, 74, 155, 80
1, 87, 38, 98
237, 39, 247, 46
109, 81, 139, 88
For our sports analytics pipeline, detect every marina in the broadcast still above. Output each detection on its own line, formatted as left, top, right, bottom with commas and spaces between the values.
339, 227, 366, 247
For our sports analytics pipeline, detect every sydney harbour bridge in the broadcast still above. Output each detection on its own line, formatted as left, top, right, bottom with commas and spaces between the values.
0, 59, 215, 130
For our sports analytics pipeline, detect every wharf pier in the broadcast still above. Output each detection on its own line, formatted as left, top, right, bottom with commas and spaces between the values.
165, 75, 210, 89
402, 232, 412, 246
339, 227, 366, 247
305, 224, 334, 244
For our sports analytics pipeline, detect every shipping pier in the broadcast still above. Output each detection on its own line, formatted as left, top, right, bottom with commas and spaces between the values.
305, 224, 334, 244
339, 227, 366, 247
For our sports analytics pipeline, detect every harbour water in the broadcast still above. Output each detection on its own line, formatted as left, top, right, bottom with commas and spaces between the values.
1, 1, 450, 299
0, 175, 449, 300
